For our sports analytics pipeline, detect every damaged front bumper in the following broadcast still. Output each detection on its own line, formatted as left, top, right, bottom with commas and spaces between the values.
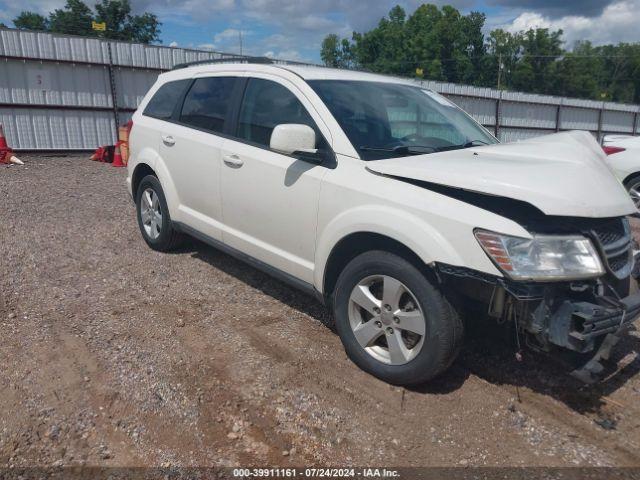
545, 291, 640, 353
438, 263, 640, 383
547, 291, 640, 383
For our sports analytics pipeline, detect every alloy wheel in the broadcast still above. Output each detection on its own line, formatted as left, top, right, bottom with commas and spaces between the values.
140, 188, 162, 240
348, 275, 426, 365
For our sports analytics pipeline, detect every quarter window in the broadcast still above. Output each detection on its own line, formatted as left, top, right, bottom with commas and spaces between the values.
237, 78, 319, 148
143, 79, 190, 120
179, 77, 236, 134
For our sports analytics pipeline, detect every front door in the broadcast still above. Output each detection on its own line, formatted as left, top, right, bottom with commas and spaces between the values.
220, 76, 332, 283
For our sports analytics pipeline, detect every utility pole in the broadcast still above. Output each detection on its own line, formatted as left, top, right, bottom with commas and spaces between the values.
497, 53, 503, 90
239, 30, 243, 56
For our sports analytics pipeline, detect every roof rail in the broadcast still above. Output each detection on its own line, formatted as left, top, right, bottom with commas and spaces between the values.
172, 56, 275, 70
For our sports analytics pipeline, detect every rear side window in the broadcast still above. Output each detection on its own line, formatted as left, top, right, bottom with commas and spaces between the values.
179, 77, 236, 134
143, 79, 189, 120
237, 78, 318, 148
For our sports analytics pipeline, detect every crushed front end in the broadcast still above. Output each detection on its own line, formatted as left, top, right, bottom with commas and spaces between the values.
438, 216, 640, 383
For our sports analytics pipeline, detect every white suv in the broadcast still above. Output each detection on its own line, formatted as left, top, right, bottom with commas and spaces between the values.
602, 135, 640, 209
127, 60, 640, 385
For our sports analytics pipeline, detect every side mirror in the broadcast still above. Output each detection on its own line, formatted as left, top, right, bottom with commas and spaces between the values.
270, 124, 317, 156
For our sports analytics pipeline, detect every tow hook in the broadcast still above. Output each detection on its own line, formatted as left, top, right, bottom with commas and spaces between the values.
570, 333, 620, 384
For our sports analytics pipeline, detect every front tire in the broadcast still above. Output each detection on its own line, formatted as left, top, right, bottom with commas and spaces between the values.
135, 175, 183, 252
333, 251, 463, 386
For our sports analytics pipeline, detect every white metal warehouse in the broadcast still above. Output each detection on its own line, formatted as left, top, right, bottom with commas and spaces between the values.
0, 26, 638, 150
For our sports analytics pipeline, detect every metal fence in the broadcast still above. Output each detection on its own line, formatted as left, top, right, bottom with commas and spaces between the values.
1, 27, 639, 150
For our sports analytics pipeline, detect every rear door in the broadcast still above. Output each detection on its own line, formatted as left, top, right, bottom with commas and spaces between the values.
158, 75, 239, 240
219, 76, 333, 283
133, 78, 191, 192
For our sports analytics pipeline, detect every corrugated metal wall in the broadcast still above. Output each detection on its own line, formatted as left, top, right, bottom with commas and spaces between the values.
419, 79, 640, 142
1, 27, 639, 150
0, 27, 246, 150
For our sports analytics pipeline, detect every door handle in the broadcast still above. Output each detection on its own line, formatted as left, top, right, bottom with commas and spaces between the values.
223, 154, 244, 168
162, 135, 175, 146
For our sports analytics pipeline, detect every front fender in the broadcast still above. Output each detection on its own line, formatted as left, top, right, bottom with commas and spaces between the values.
314, 205, 499, 293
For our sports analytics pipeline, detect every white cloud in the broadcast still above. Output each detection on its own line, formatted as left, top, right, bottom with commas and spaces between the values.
487, 0, 615, 19
213, 28, 244, 44
169, 41, 178, 47
501, 0, 640, 46
270, 48, 302, 60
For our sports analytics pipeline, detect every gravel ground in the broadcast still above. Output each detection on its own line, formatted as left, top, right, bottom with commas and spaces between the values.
3, 154, 640, 468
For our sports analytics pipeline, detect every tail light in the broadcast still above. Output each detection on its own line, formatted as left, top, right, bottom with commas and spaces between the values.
602, 145, 626, 156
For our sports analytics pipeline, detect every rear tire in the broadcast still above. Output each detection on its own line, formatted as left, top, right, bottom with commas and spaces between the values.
333, 250, 463, 386
135, 175, 183, 252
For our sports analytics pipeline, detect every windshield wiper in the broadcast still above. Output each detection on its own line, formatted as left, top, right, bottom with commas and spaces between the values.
430, 139, 492, 153
360, 140, 490, 156
452, 139, 491, 149
359, 145, 437, 155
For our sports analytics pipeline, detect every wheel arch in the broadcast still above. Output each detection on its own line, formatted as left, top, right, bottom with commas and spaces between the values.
130, 149, 181, 220
314, 205, 472, 297
132, 163, 156, 198
623, 171, 640, 187
321, 232, 438, 301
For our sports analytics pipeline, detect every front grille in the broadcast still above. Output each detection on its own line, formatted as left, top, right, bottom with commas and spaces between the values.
592, 218, 633, 279
597, 228, 625, 245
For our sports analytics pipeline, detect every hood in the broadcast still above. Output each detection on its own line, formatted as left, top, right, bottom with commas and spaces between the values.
366, 130, 636, 218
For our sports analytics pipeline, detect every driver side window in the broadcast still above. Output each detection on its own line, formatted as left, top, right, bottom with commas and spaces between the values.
236, 78, 322, 149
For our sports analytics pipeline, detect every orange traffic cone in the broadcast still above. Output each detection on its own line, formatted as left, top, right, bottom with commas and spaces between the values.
0, 123, 8, 150
112, 141, 125, 167
0, 123, 23, 166
90, 146, 105, 162
7, 155, 23, 165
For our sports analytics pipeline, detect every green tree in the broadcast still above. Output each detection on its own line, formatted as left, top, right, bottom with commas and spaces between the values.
511, 28, 563, 94
12, 0, 160, 44
13, 12, 48, 31
552, 41, 601, 99
49, 0, 94, 36
484, 29, 522, 89
405, 4, 445, 79
460, 11, 487, 84
321, 33, 353, 68
322, 4, 488, 82
94, 0, 160, 43
351, 5, 410, 75
125, 12, 161, 44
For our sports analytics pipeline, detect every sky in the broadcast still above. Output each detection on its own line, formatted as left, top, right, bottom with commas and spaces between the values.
0, 0, 639, 62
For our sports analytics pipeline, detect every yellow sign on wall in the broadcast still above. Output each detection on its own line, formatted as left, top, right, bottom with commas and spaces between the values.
92, 21, 106, 31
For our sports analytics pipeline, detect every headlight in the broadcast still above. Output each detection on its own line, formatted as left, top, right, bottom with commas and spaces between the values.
475, 229, 605, 281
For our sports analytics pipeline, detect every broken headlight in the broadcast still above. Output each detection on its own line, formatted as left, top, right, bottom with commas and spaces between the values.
475, 230, 605, 281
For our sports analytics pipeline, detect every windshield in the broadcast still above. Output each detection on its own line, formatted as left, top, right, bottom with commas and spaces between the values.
308, 80, 498, 160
